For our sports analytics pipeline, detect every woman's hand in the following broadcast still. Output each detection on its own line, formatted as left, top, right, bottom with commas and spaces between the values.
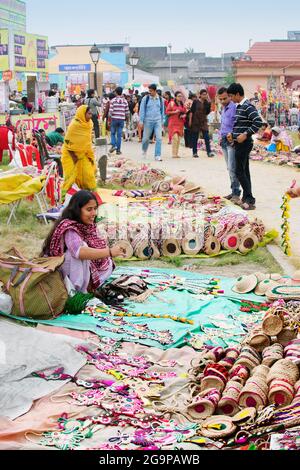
287, 188, 300, 199
110, 246, 126, 258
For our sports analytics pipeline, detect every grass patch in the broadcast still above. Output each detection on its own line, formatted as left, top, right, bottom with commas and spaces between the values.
0, 199, 51, 258
0, 154, 11, 172
194, 247, 283, 274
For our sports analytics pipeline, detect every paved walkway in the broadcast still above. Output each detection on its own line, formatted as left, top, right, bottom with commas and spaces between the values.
121, 139, 300, 263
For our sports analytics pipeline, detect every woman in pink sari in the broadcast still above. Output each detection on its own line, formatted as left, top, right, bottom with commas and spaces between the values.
166, 91, 186, 158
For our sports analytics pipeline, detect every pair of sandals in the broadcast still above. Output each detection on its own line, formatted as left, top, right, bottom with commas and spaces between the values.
233, 198, 256, 211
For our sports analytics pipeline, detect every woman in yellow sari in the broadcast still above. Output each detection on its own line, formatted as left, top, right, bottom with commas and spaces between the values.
62, 105, 97, 192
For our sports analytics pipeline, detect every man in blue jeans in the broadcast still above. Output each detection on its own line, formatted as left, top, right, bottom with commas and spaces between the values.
218, 87, 241, 202
139, 84, 165, 161
109, 87, 130, 155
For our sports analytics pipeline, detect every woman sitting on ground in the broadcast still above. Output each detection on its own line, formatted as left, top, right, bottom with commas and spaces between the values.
42, 190, 125, 293
267, 126, 293, 153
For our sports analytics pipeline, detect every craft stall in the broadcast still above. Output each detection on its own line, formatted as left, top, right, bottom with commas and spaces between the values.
1, 265, 300, 451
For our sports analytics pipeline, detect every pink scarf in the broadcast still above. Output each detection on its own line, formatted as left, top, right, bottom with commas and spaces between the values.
48, 219, 111, 289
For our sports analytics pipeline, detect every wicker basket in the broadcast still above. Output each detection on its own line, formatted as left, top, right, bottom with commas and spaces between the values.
267, 359, 300, 385
262, 314, 284, 337
268, 379, 295, 407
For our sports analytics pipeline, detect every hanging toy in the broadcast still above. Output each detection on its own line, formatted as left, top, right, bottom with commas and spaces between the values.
281, 180, 296, 257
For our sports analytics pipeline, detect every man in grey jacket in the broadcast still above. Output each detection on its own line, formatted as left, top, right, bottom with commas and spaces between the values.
85, 89, 102, 138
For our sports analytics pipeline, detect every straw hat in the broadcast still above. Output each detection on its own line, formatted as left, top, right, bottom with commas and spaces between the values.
255, 279, 278, 296
182, 182, 202, 195
254, 272, 269, 283
267, 285, 300, 301
222, 233, 240, 251
232, 275, 258, 294
161, 239, 181, 258
270, 273, 282, 281
200, 416, 236, 439
181, 233, 203, 256
203, 236, 221, 256
111, 240, 133, 260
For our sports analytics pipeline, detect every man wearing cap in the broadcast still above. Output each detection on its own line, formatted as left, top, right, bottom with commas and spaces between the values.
139, 84, 165, 162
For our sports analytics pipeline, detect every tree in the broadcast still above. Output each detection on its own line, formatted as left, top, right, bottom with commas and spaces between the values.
224, 69, 236, 86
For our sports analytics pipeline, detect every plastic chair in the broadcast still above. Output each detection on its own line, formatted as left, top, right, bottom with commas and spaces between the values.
33, 130, 63, 177
1, 162, 58, 225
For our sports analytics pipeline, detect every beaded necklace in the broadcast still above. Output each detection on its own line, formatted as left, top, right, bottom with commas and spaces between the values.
77, 346, 177, 382
85, 309, 174, 346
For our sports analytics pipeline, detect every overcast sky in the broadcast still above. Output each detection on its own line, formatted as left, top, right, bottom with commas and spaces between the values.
26, 0, 300, 56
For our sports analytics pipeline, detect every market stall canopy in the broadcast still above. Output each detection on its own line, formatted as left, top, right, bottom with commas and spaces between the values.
49, 46, 122, 74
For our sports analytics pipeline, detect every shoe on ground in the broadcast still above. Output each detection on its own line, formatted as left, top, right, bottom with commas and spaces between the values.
109, 146, 116, 154
241, 202, 256, 211
208, 152, 215, 158
116, 150, 122, 156
231, 196, 242, 204
155, 157, 163, 162
172, 156, 180, 159
224, 194, 233, 200
193, 154, 199, 158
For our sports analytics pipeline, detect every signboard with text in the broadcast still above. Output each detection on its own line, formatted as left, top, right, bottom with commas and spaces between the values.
14, 32, 48, 72
0, 28, 9, 70
59, 64, 91, 72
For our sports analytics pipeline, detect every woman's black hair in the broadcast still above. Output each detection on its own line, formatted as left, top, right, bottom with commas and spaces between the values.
164, 91, 172, 101
174, 91, 184, 106
41, 190, 98, 256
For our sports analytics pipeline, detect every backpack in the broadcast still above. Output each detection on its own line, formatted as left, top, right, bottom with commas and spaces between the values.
0, 248, 68, 320
145, 95, 164, 115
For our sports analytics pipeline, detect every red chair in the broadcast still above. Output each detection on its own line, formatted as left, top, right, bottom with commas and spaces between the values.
0, 126, 15, 162
25, 145, 42, 170
15, 143, 29, 167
